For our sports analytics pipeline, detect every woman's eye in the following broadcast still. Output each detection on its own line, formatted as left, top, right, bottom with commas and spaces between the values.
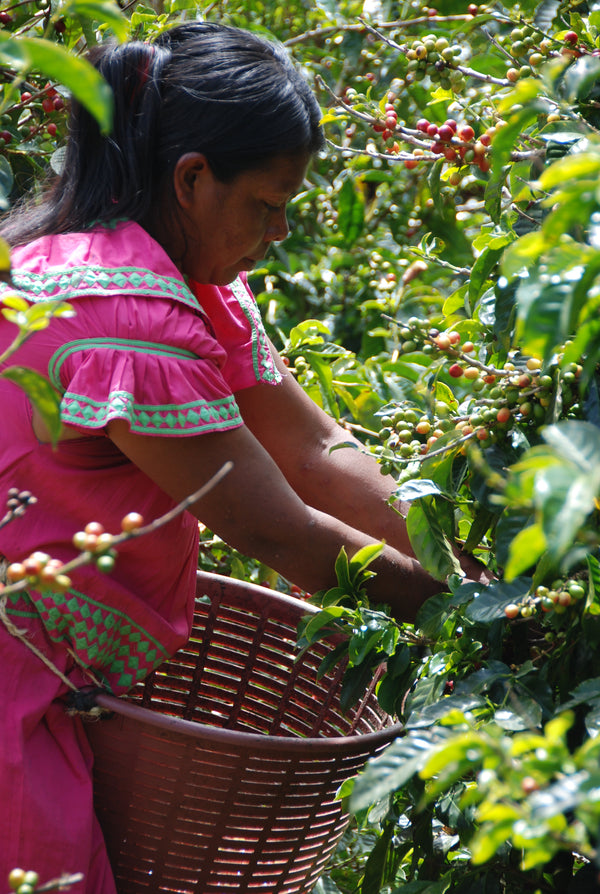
264, 202, 282, 212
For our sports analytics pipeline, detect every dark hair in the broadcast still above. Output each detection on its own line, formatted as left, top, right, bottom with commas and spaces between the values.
1, 22, 324, 246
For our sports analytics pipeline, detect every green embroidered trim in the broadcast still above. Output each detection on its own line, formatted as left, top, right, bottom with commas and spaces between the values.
5, 265, 202, 313
61, 389, 242, 434
229, 277, 281, 385
4, 588, 170, 690
48, 337, 199, 391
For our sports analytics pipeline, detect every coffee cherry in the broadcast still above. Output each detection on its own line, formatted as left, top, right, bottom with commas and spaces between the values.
0, 11, 13, 25
457, 124, 475, 142
47, 123, 57, 136
121, 511, 144, 532
564, 30, 578, 45
506, 68, 520, 82
521, 776, 539, 793
52, 573, 72, 592
505, 603, 520, 619
449, 363, 463, 377
96, 554, 116, 574
8, 869, 26, 891
85, 521, 105, 536
73, 531, 88, 550
42, 97, 54, 114
568, 582, 586, 601
6, 563, 27, 582
496, 407, 511, 423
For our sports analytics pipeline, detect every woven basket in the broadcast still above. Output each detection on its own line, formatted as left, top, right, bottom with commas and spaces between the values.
86, 571, 403, 894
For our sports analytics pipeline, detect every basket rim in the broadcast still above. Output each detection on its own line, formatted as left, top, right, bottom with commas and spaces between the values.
92, 691, 404, 753
89, 571, 405, 752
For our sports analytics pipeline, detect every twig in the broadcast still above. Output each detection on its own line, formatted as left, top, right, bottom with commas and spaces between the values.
0, 462, 234, 690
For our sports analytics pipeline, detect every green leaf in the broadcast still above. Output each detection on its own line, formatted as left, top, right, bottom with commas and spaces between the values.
350, 733, 443, 811
504, 522, 546, 580
0, 237, 9, 274
468, 244, 506, 306
0, 156, 13, 211
540, 151, 600, 190
394, 479, 446, 502
1, 366, 61, 444
407, 497, 461, 581
415, 592, 460, 639
0, 36, 114, 134
465, 578, 531, 623
348, 541, 384, 586
62, 0, 129, 39
336, 178, 364, 247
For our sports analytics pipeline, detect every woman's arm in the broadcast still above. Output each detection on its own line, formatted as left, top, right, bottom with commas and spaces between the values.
106, 418, 444, 621
235, 345, 490, 584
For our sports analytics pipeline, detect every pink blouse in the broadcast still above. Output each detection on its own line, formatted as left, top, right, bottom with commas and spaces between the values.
0, 220, 280, 692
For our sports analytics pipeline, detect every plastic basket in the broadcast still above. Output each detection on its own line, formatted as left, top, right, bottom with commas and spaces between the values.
86, 571, 403, 894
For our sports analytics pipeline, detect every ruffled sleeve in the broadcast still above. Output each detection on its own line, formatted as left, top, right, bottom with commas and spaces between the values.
190, 275, 282, 393
47, 297, 244, 436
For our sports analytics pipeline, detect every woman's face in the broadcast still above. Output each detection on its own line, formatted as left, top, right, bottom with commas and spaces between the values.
174, 152, 310, 286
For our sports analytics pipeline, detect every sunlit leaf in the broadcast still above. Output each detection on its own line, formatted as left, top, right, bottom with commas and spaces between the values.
1, 366, 61, 444
0, 36, 114, 133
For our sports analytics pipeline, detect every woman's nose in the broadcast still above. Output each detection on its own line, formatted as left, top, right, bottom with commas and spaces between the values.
265, 208, 289, 243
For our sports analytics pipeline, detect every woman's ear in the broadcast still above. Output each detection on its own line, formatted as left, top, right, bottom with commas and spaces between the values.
172, 152, 212, 209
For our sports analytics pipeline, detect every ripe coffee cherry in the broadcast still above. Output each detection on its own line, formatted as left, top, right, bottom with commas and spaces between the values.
416, 118, 430, 133
449, 363, 464, 377
6, 563, 27, 582
121, 511, 144, 532
505, 603, 520, 619
85, 521, 105, 536
496, 407, 511, 423
521, 776, 539, 794
42, 97, 54, 114
47, 123, 57, 136
564, 30, 578, 44
437, 124, 455, 142
457, 124, 475, 142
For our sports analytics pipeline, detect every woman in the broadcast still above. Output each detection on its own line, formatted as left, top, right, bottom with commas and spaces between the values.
0, 22, 486, 891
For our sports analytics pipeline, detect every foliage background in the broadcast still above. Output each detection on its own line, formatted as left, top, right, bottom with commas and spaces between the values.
4, 0, 600, 891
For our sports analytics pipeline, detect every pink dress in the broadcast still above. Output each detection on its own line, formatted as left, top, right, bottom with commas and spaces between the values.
0, 220, 280, 892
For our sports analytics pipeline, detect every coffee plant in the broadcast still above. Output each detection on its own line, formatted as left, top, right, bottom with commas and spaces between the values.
4, 0, 600, 891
